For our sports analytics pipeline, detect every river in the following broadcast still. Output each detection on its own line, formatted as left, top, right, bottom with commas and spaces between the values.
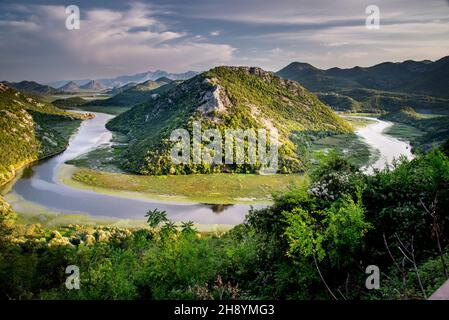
346, 116, 414, 173
1, 113, 413, 225
1, 112, 261, 225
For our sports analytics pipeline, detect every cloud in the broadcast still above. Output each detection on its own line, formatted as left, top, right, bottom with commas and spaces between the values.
0, 0, 448, 80
224, 10, 449, 70
0, 20, 40, 31
0, 2, 235, 81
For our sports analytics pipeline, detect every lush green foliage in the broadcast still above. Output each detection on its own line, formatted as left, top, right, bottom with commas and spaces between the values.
378, 253, 449, 299
284, 194, 369, 266
1, 144, 449, 300
145, 209, 168, 229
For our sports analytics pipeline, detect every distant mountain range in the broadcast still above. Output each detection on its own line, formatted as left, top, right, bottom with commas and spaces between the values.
276, 56, 449, 113
48, 70, 198, 89
4, 56, 449, 115
276, 56, 449, 98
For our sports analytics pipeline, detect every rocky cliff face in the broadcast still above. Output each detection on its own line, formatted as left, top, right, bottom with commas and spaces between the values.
198, 78, 231, 118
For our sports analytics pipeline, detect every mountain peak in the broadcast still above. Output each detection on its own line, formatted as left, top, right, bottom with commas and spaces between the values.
80, 80, 105, 90
60, 81, 80, 92
283, 62, 318, 71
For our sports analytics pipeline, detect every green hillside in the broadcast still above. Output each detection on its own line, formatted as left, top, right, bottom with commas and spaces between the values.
381, 106, 422, 122
107, 66, 352, 175
2, 80, 61, 96
316, 92, 362, 112
0, 83, 85, 185
86, 78, 177, 109
106, 82, 137, 95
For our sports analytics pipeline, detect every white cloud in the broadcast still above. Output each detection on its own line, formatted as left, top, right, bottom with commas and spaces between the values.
0, 2, 236, 81
0, 0, 448, 80
231, 17, 449, 70
0, 20, 40, 31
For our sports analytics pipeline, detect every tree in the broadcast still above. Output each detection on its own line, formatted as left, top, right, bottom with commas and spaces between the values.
160, 221, 177, 238
145, 209, 168, 229
181, 221, 197, 235
283, 194, 370, 299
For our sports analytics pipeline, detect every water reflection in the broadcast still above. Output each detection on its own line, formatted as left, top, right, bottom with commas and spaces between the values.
20, 166, 35, 179
201, 203, 235, 214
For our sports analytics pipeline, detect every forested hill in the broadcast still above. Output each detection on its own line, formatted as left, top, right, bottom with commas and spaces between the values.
0, 83, 86, 185
86, 78, 179, 109
107, 66, 352, 175
1, 80, 61, 96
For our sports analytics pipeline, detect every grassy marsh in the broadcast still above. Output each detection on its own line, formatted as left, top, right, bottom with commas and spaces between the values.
64, 166, 305, 204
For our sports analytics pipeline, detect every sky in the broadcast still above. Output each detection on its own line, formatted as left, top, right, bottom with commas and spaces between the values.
0, 0, 449, 82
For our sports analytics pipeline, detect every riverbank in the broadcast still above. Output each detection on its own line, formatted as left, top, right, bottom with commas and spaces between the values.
0, 157, 37, 188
